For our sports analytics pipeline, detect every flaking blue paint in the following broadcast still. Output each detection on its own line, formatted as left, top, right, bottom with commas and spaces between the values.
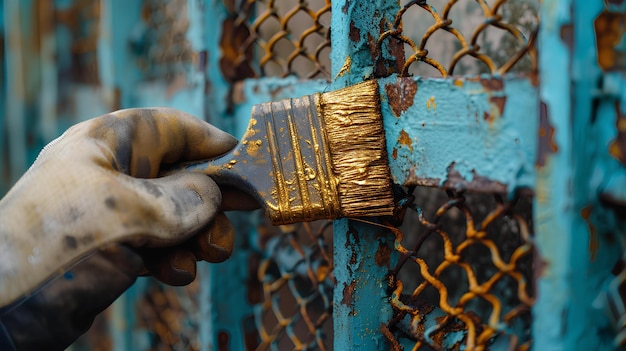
380, 75, 538, 196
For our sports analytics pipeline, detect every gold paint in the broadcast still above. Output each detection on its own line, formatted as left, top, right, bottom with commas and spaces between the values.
265, 103, 290, 224
226, 160, 237, 169
246, 139, 263, 157
304, 166, 316, 180
320, 80, 394, 218
427, 96, 437, 111
251, 80, 392, 224
335, 56, 351, 79
307, 95, 340, 218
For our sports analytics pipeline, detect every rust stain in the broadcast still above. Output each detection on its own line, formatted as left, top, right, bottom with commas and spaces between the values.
349, 21, 361, 42
403, 163, 510, 193
480, 77, 504, 91
373, 17, 406, 77
398, 130, 413, 152
560, 23, 575, 52
442, 163, 508, 194
594, 11, 626, 72
218, 331, 230, 351
581, 205, 599, 261
375, 242, 392, 267
391, 147, 398, 160
341, 280, 357, 306
490, 96, 507, 116
609, 101, 626, 165
342, 0, 350, 14
453, 79, 464, 88
537, 101, 559, 168
385, 78, 417, 117
246, 253, 263, 304
220, 17, 255, 83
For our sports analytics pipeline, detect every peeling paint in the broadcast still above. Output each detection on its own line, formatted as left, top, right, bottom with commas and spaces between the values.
480, 77, 504, 91
537, 101, 559, 168
397, 130, 413, 152
349, 21, 361, 42
580, 206, 599, 261
375, 241, 392, 268
382, 75, 537, 195
342, 280, 357, 306
594, 10, 626, 72
609, 102, 626, 165
560, 23, 575, 52
489, 96, 507, 118
384, 78, 417, 117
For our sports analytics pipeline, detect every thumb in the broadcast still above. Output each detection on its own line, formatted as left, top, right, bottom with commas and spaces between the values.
122, 172, 222, 246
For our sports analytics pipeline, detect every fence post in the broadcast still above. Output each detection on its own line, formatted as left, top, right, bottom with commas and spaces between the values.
535, 0, 623, 349
330, 0, 400, 349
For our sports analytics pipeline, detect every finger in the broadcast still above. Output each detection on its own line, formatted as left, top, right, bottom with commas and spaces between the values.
191, 213, 235, 263
80, 108, 237, 177
119, 172, 221, 245
220, 186, 261, 211
142, 248, 197, 286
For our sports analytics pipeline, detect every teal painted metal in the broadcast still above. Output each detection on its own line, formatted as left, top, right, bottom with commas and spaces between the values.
534, 0, 624, 350
330, 1, 399, 350
380, 75, 538, 195
4, 0, 36, 186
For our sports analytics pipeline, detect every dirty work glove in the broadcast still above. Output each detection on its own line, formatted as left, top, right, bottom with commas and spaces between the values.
0, 108, 238, 350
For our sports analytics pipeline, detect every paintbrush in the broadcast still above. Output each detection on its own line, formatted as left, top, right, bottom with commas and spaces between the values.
185, 80, 395, 225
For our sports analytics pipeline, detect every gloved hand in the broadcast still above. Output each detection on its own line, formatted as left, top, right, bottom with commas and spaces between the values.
0, 108, 238, 350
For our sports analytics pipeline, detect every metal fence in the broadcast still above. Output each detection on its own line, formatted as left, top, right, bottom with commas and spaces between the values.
1, 0, 625, 350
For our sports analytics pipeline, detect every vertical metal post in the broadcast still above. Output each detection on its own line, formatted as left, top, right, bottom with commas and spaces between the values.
535, 0, 622, 349
330, 0, 399, 349
4, 0, 32, 184
200, 1, 258, 350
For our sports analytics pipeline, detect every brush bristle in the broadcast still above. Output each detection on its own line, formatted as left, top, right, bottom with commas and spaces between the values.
320, 80, 395, 218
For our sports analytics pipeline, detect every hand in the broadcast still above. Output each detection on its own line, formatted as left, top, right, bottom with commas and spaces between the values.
0, 108, 238, 350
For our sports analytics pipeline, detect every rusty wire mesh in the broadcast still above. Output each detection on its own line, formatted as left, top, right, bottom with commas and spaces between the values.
378, 0, 539, 77
220, 0, 332, 81
381, 188, 534, 351
136, 282, 202, 351
250, 221, 335, 350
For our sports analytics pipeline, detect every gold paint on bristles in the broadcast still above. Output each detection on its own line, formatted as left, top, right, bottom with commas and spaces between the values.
319, 80, 395, 217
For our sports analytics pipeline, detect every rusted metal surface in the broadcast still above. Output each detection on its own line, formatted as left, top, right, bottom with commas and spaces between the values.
594, 10, 626, 72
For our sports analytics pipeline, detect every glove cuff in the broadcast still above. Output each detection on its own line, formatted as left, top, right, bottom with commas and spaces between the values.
0, 321, 16, 351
